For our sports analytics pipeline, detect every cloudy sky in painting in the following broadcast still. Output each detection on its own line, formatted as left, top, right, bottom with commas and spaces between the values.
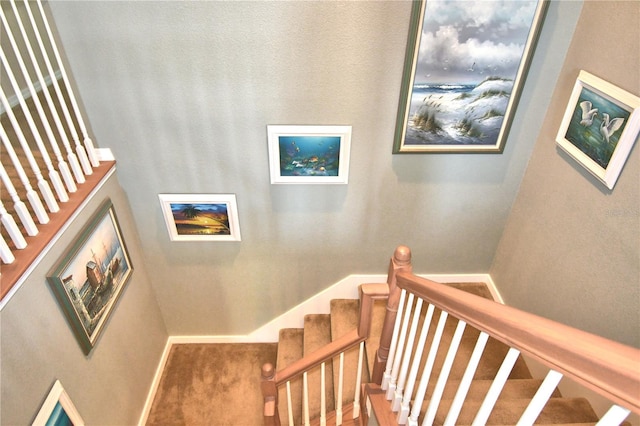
415, 0, 539, 84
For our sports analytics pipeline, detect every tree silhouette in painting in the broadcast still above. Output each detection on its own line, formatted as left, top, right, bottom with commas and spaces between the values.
181, 205, 202, 219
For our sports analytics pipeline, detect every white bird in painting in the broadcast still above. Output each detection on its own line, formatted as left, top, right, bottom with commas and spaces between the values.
600, 113, 625, 143
579, 101, 598, 126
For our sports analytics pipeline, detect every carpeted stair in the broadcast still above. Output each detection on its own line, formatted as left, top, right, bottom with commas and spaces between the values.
274, 282, 602, 426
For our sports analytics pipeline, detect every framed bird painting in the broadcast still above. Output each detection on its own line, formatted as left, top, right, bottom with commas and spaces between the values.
556, 70, 640, 190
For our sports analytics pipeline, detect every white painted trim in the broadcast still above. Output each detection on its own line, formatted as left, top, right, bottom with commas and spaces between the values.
0, 166, 117, 311
95, 148, 115, 162
0, 70, 62, 114
137, 338, 173, 426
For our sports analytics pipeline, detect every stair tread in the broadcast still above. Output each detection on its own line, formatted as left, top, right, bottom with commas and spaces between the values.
276, 328, 304, 426
304, 314, 335, 416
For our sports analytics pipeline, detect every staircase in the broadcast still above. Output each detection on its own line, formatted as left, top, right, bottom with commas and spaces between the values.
270, 282, 603, 425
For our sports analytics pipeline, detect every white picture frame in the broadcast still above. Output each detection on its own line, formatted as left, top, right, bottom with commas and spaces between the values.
556, 70, 640, 189
158, 194, 242, 242
32, 380, 84, 426
267, 125, 351, 184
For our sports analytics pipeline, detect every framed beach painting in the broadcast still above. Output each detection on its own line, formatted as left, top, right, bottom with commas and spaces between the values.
32, 380, 84, 426
267, 125, 351, 184
556, 70, 640, 189
47, 199, 133, 355
393, 0, 548, 153
159, 194, 242, 241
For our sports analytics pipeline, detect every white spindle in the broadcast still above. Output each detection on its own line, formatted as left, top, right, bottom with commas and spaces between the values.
320, 362, 326, 426
392, 297, 424, 411
0, 124, 50, 224
597, 404, 631, 425
382, 289, 407, 391
8, 0, 88, 181
516, 369, 563, 425
0, 11, 84, 187
21, 0, 93, 175
0, 85, 69, 204
398, 303, 435, 425
0, 162, 38, 237
423, 319, 467, 425
285, 381, 294, 426
0, 234, 16, 264
407, 309, 449, 426
303, 372, 310, 426
0, 200, 28, 249
472, 347, 521, 426
387, 292, 415, 400
444, 331, 489, 425
353, 341, 364, 419
336, 352, 344, 426
35, 0, 99, 167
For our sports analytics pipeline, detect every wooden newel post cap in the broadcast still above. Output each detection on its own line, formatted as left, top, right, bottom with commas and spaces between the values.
394, 245, 411, 266
261, 363, 275, 380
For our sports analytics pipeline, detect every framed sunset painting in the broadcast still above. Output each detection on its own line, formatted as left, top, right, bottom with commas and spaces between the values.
393, 0, 548, 153
158, 194, 241, 241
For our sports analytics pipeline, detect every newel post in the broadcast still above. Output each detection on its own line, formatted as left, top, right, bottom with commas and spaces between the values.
261, 363, 281, 426
371, 245, 412, 384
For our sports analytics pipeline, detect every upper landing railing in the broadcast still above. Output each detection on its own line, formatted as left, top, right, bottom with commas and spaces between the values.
0, 0, 114, 302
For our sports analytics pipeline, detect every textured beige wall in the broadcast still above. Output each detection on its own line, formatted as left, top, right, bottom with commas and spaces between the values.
0, 174, 168, 424
491, 1, 639, 347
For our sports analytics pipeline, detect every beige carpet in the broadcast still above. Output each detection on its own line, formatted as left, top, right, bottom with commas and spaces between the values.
146, 343, 277, 426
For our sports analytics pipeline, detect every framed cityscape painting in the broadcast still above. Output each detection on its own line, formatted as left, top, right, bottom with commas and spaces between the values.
32, 380, 84, 426
267, 125, 351, 184
393, 0, 548, 153
556, 70, 640, 189
47, 199, 133, 355
158, 194, 242, 241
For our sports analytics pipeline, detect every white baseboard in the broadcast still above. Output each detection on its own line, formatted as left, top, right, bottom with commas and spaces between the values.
138, 272, 500, 424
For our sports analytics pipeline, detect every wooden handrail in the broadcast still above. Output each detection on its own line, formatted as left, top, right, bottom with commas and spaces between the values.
396, 271, 640, 414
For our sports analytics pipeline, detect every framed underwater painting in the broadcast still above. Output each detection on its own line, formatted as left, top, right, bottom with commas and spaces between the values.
392, 0, 548, 153
556, 70, 640, 189
158, 194, 242, 241
32, 380, 84, 426
47, 199, 133, 355
267, 125, 351, 184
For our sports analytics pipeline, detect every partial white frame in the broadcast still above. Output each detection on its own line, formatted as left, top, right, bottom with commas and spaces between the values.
32, 380, 85, 426
158, 194, 242, 242
267, 125, 352, 184
556, 70, 640, 189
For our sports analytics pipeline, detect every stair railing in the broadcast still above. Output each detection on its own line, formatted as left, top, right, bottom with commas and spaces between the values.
365, 246, 640, 425
1, 0, 114, 303
260, 246, 413, 426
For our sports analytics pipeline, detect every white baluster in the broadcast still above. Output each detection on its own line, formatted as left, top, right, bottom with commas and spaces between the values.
36, 0, 99, 167
0, 201, 27, 249
423, 319, 467, 425
0, 162, 38, 237
7, 0, 88, 183
398, 303, 435, 425
597, 405, 631, 425
444, 331, 489, 425
382, 289, 407, 391
393, 298, 424, 411
0, 234, 16, 264
0, 12, 83, 188
320, 362, 326, 426
407, 310, 448, 426
353, 341, 364, 420
472, 347, 521, 426
336, 352, 344, 426
387, 292, 415, 400
517, 369, 563, 426
0, 124, 50, 224
286, 381, 294, 426
303, 372, 310, 426
0, 87, 69, 205
21, 0, 93, 175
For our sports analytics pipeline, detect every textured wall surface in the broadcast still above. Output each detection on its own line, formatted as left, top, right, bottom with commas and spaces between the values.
491, 1, 639, 347
46, 0, 582, 336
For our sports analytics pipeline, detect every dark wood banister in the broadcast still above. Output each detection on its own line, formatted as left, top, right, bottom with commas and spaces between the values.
395, 272, 640, 415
